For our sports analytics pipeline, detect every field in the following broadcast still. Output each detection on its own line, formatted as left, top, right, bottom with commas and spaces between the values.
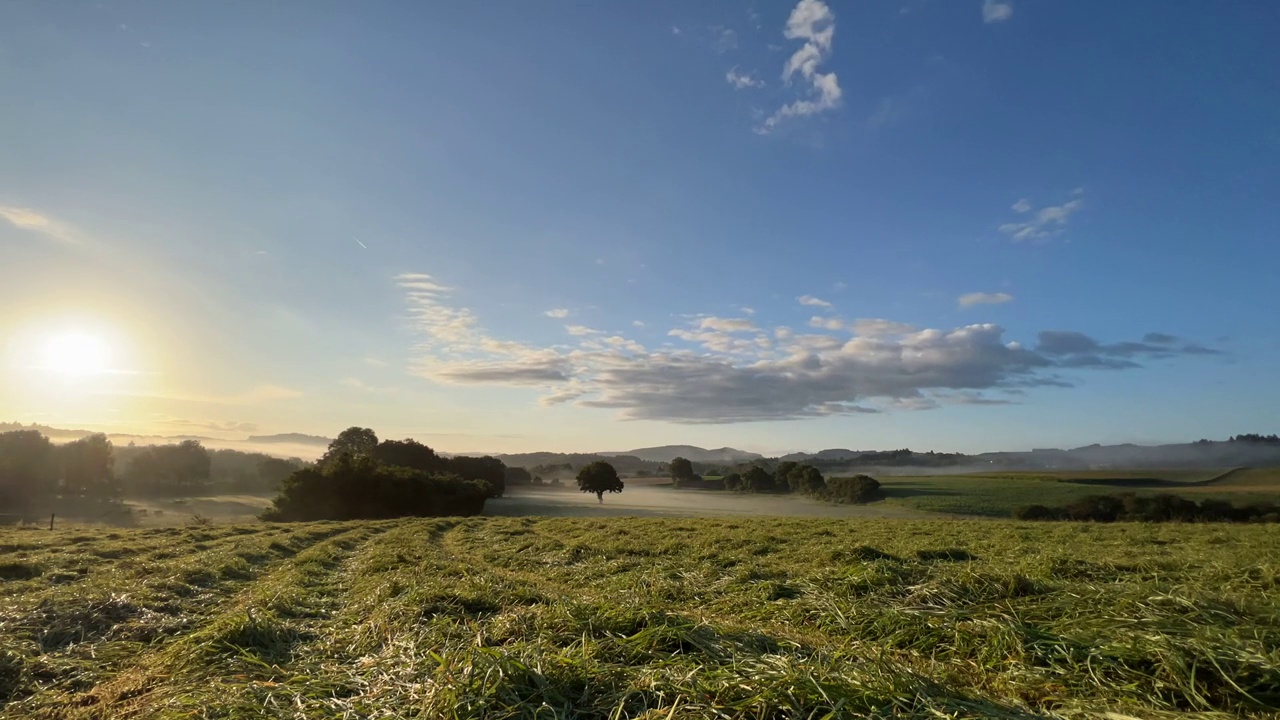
3, 517, 1279, 718
876, 467, 1280, 517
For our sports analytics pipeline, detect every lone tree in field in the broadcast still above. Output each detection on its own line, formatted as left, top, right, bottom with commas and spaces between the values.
577, 461, 624, 503
669, 456, 695, 486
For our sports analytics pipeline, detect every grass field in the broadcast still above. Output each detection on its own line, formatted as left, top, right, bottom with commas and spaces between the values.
2, 517, 1279, 718
877, 467, 1280, 517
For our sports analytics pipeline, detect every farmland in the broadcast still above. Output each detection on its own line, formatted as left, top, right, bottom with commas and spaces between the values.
3, 517, 1279, 718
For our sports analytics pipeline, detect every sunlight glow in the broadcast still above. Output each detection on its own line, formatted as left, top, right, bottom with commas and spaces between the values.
41, 332, 111, 377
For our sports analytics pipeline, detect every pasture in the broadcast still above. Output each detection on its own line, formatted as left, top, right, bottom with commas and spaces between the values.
2, 517, 1278, 718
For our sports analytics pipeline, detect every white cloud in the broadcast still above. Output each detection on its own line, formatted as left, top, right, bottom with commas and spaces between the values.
808, 316, 844, 330
544, 308, 570, 318
0, 206, 83, 245
758, 0, 842, 133
726, 67, 765, 89
363, 357, 389, 367
851, 319, 916, 337
982, 0, 1013, 23
671, 25, 681, 35
395, 271, 1216, 423
740, 307, 756, 316
999, 191, 1085, 241
713, 26, 738, 53
958, 292, 1014, 309
565, 325, 602, 336
698, 316, 757, 333
797, 295, 832, 308
632, 320, 646, 328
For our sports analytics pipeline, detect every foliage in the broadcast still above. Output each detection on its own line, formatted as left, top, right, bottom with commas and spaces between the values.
2, 518, 1279, 718
120, 440, 211, 496
1016, 492, 1280, 522
319, 427, 379, 468
576, 461, 624, 501
669, 457, 695, 487
0, 430, 57, 511
261, 454, 489, 521
742, 466, 775, 493
504, 466, 533, 485
58, 434, 117, 498
825, 474, 884, 504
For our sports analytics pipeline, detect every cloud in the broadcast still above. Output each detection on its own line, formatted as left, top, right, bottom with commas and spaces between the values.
797, 295, 832, 308
851, 319, 916, 337
740, 307, 756, 316
544, 308, 570, 318
394, 272, 1219, 423
982, 0, 1013, 23
713, 26, 739, 52
671, 25, 681, 35
565, 325, 602, 336
340, 377, 400, 394
726, 67, 765, 89
958, 292, 1014, 308
758, 0, 842, 133
999, 191, 1085, 242
364, 357, 389, 367
698, 316, 757, 333
632, 320, 646, 328
0, 206, 82, 245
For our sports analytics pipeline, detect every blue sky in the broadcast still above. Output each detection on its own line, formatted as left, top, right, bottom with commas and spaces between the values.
1, 0, 1276, 455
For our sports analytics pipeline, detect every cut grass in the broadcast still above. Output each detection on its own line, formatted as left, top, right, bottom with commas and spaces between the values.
1, 517, 1278, 718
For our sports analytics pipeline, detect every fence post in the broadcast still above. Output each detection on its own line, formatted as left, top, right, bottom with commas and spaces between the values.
49, 513, 55, 531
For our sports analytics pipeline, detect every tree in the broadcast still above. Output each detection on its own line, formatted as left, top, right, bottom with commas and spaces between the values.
722, 472, 742, 491
826, 475, 883, 504
121, 440, 212, 496
576, 461, 624, 503
373, 438, 445, 473
788, 464, 826, 495
256, 457, 300, 491
669, 457, 695, 486
504, 466, 533, 485
320, 427, 379, 467
446, 455, 507, 498
743, 466, 775, 493
59, 433, 117, 498
0, 430, 57, 511
774, 461, 799, 490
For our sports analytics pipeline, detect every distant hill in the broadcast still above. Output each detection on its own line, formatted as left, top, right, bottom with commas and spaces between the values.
601, 445, 764, 464
778, 448, 868, 462
247, 433, 332, 446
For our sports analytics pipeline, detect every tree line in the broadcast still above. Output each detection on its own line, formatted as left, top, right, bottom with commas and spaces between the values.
261, 427, 510, 521
1016, 493, 1280, 523
0, 430, 306, 515
668, 457, 883, 504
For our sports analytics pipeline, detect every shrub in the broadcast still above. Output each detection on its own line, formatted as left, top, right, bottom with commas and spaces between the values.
261, 455, 489, 521
1014, 504, 1057, 521
825, 475, 883, 504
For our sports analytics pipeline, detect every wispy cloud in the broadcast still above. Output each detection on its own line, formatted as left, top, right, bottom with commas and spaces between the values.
797, 294, 832, 308
0, 206, 83, 245
726, 67, 765, 89
565, 325, 602, 336
758, 0, 841, 133
958, 292, 1014, 308
544, 308, 570, 319
999, 189, 1085, 241
982, 0, 1014, 23
394, 272, 1219, 424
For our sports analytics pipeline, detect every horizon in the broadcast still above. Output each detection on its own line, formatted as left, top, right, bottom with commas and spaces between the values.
3, 1, 1278, 454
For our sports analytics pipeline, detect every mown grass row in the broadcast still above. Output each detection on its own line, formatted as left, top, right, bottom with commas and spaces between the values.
3, 518, 1279, 718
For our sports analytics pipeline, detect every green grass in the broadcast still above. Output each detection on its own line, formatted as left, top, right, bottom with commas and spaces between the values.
877, 467, 1280, 517
2, 517, 1279, 718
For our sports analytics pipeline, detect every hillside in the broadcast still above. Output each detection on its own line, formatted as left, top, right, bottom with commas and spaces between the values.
600, 445, 763, 463
2, 518, 1277, 717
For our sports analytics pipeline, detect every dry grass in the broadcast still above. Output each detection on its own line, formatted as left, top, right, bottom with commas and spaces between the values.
1, 518, 1278, 718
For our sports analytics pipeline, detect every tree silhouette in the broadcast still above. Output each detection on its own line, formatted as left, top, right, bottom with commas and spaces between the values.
669, 457, 695, 486
320, 427, 379, 467
576, 461, 624, 503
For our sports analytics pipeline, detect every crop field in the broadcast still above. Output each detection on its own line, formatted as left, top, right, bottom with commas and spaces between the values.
2, 518, 1279, 718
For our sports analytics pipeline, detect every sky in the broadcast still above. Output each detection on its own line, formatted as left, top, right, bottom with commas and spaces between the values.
1, 0, 1277, 455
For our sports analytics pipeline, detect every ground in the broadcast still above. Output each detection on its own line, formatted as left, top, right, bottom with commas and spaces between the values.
1, 517, 1278, 718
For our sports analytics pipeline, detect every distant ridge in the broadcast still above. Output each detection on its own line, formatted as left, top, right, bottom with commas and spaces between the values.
599, 445, 764, 464
247, 433, 332, 446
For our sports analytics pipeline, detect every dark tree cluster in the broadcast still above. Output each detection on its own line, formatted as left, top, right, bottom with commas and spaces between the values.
261, 428, 510, 521
1229, 434, 1280, 445
713, 461, 883, 505
1015, 493, 1280, 523
0, 431, 119, 514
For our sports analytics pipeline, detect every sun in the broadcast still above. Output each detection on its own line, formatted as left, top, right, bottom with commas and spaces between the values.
42, 332, 112, 377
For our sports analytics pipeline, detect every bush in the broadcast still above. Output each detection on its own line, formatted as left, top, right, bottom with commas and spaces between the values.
825, 475, 883, 504
261, 455, 490, 521
1013, 492, 1280, 523
1014, 504, 1057, 521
